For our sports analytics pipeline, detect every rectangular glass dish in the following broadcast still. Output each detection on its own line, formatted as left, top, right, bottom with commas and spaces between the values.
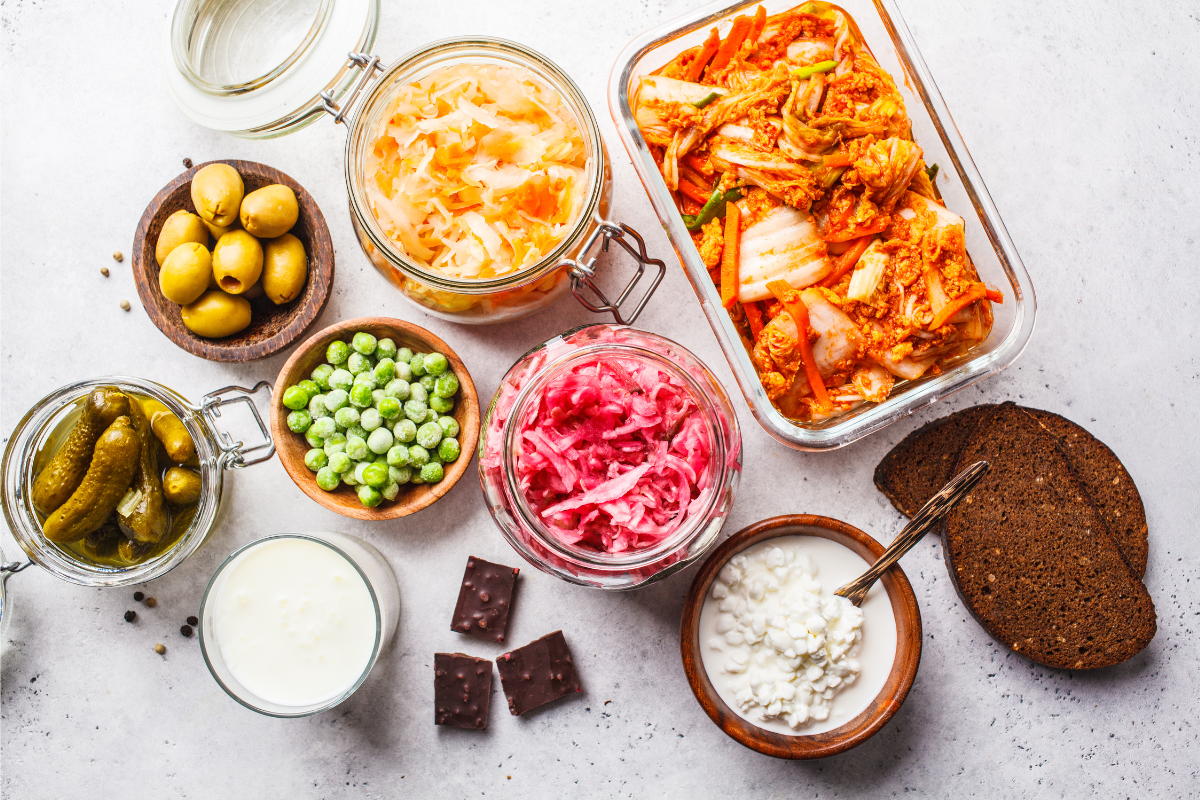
608, 0, 1036, 450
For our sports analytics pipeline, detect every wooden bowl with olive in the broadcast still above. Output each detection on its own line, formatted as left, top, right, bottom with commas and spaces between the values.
132, 159, 334, 362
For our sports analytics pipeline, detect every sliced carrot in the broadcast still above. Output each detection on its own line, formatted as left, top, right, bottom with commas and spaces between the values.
720, 203, 741, 310
682, 153, 713, 179
823, 152, 853, 168
766, 279, 830, 409
824, 216, 889, 243
744, 301, 765, 340
687, 28, 722, 82
749, 5, 768, 42
929, 283, 987, 330
679, 179, 711, 206
709, 16, 752, 73
984, 286, 1004, 304
819, 235, 873, 288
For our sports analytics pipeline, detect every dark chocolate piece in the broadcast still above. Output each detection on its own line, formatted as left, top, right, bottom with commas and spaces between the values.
451, 556, 519, 643
434, 653, 492, 729
496, 630, 582, 716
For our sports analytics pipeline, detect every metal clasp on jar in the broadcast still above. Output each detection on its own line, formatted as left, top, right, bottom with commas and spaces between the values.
564, 222, 666, 325
199, 381, 275, 469
320, 52, 383, 124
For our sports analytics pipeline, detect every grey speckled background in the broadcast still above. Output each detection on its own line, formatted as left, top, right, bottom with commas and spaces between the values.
2, 1, 1198, 798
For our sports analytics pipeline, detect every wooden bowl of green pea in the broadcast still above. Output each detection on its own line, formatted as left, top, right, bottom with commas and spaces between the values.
270, 317, 480, 520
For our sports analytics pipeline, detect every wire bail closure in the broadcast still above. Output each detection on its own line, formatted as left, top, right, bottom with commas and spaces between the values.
321, 52, 383, 124
199, 382, 275, 469
565, 222, 666, 325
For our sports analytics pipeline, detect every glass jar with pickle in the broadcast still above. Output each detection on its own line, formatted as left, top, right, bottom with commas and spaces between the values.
1, 377, 273, 587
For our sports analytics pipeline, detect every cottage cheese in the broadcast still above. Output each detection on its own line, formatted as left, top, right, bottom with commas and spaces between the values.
698, 533, 896, 735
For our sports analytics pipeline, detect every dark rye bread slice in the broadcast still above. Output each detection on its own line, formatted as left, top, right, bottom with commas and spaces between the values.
874, 404, 1148, 577
944, 404, 1156, 669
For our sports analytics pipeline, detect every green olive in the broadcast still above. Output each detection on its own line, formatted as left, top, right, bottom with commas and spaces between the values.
212, 230, 263, 295
262, 234, 308, 305
239, 184, 299, 238
203, 218, 236, 240
155, 210, 208, 266
190, 164, 244, 227
241, 277, 265, 300
181, 291, 252, 338
159, 241, 212, 305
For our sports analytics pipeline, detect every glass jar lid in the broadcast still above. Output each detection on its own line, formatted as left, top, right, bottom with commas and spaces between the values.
164, 0, 379, 137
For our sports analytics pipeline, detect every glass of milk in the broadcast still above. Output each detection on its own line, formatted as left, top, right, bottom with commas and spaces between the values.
199, 531, 399, 717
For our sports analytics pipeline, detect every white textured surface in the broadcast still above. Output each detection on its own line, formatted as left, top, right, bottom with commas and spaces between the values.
3, 1, 1198, 797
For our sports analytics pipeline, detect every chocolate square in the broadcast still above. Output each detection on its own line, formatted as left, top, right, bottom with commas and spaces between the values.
496, 631, 582, 716
434, 653, 492, 729
451, 556, 519, 643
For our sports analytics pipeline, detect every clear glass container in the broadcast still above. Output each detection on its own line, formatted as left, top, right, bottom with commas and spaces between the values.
479, 325, 742, 590
608, 0, 1037, 450
199, 531, 399, 717
1, 377, 273, 588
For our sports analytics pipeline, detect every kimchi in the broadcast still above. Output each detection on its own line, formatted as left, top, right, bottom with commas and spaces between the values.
632, 2, 1000, 422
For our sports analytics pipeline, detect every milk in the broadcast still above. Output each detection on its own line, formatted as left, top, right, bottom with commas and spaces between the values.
210, 537, 378, 708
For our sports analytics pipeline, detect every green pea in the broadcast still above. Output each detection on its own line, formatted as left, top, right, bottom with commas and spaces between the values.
434, 373, 460, 398
310, 417, 337, 439
283, 385, 309, 410
424, 352, 449, 376
341, 468, 359, 486
353, 461, 371, 484
409, 353, 427, 376
347, 423, 369, 441
328, 369, 354, 391
287, 410, 312, 433
367, 427, 394, 454
437, 416, 460, 438
404, 398, 428, 422
381, 482, 401, 501
409, 383, 429, 404
350, 384, 373, 408
429, 395, 454, 414
420, 462, 445, 483
419, 374, 436, 393
374, 358, 396, 384
378, 397, 401, 420
326, 340, 350, 365
393, 419, 417, 443
389, 465, 412, 484
376, 338, 398, 360
327, 452, 351, 474
323, 432, 347, 455
424, 409, 440, 424
305, 429, 324, 448
438, 438, 461, 462
334, 407, 360, 429
384, 379, 410, 401
394, 361, 413, 382
416, 421, 443, 449
410, 471, 426, 485
305, 449, 328, 472
396, 347, 414, 363
360, 408, 382, 431
362, 462, 389, 488
347, 352, 372, 375
346, 435, 369, 461
352, 331, 378, 355
316, 466, 341, 491
308, 394, 330, 418
311, 363, 334, 390
298, 379, 320, 400
324, 388, 349, 411
353, 370, 378, 390
408, 445, 430, 467
372, 389, 386, 406
387, 445, 410, 466
357, 485, 383, 508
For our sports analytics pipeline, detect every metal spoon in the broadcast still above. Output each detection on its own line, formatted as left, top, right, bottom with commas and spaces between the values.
835, 459, 990, 606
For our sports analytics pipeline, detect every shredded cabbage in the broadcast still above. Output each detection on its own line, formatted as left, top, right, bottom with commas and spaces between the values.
364, 63, 590, 280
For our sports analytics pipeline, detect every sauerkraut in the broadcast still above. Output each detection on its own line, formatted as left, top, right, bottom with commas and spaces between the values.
364, 63, 590, 280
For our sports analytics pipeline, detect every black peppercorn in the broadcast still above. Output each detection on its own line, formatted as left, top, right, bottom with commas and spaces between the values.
134, 591, 144, 601
180, 625, 194, 638
124, 610, 137, 623
183, 158, 193, 168
186, 616, 198, 626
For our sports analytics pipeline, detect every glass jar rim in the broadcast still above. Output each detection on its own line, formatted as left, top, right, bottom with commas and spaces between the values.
344, 36, 607, 294
1, 377, 224, 587
498, 332, 735, 570
198, 532, 383, 718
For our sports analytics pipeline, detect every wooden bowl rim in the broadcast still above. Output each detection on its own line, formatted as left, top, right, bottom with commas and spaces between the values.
680, 513, 922, 759
269, 316, 481, 521
131, 159, 334, 362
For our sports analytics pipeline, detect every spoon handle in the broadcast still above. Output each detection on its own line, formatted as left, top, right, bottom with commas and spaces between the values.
835, 460, 990, 606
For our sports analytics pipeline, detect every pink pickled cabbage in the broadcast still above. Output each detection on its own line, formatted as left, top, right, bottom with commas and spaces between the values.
504, 354, 715, 554
363, 63, 590, 280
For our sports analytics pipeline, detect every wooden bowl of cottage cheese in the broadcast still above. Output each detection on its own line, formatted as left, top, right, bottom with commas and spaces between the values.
680, 514, 921, 759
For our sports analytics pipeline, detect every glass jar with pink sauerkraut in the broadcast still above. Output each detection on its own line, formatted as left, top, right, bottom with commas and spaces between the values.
344, 38, 665, 325
479, 325, 741, 589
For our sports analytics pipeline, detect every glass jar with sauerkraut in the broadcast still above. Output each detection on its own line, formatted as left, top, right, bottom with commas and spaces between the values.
342, 39, 666, 324
478, 325, 742, 590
